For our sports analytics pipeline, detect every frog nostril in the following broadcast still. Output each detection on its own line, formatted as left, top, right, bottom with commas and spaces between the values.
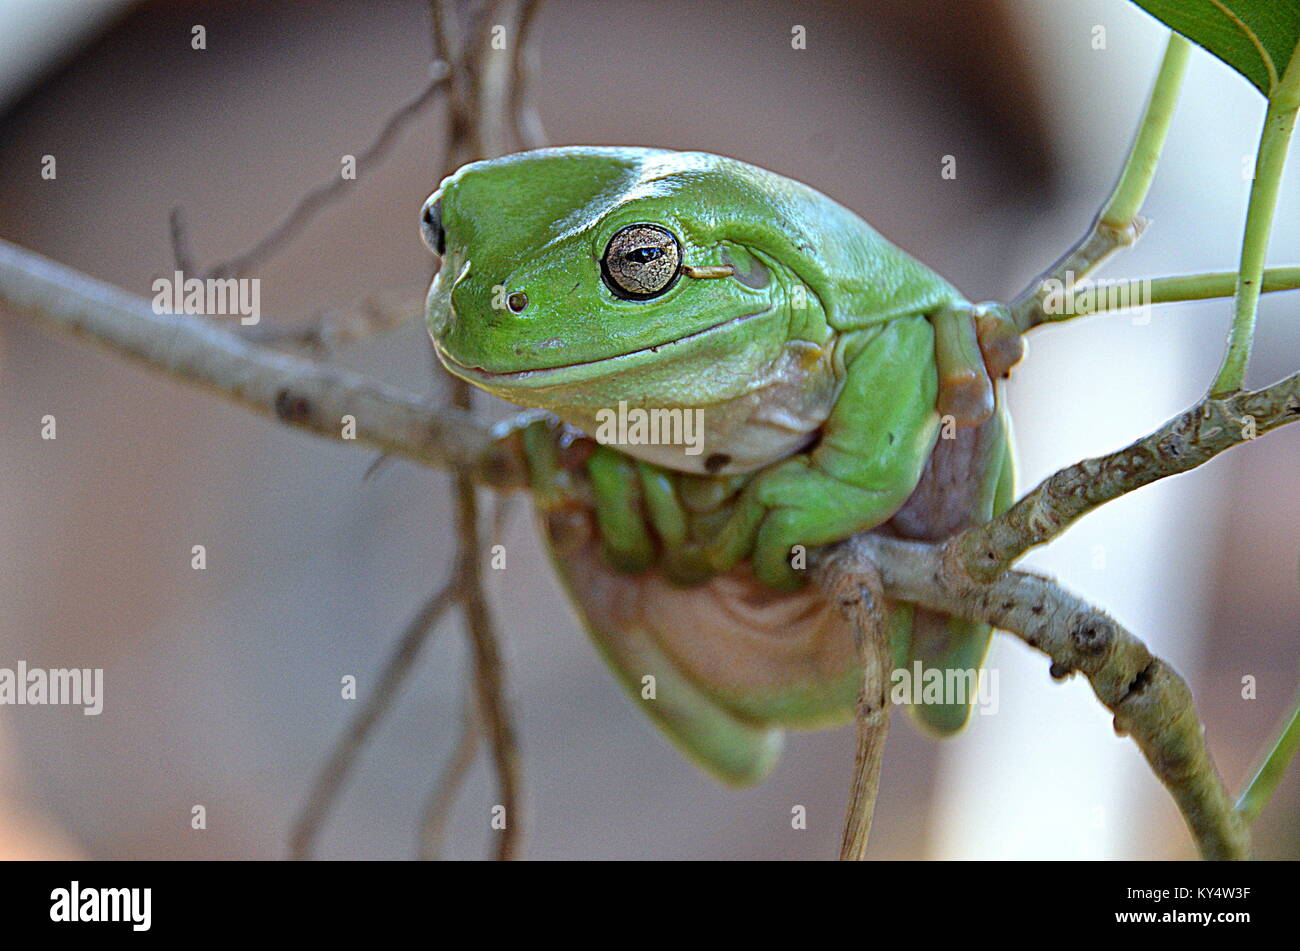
507, 291, 528, 313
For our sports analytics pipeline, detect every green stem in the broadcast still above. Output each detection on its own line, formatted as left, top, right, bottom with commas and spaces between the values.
1100, 33, 1192, 229
1236, 696, 1300, 824
1148, 266, 1300, 303
1010, 33, 1190, 330
1031, 265, 1300, 323
1210, 41, 1300, 397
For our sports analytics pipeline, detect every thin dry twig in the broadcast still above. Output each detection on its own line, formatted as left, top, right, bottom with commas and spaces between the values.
288, 577, 458, 859
815, 551, 891, 861
509, 0, 547, 150
416, 0, 531, 861
418, 690, 481, 860
1010, 34, 1189, 332
189, 63, 450, 281
237, 293, 423, 353
450, 378, 524, 861
1011, 216, 1147, 331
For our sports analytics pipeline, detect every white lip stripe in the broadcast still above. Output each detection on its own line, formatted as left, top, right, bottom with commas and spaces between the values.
437, 305, 776, 385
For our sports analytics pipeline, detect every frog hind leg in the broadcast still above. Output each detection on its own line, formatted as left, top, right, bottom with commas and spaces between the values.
887, 396, 1013, 735
514, 417, 785, 786
547, 536, 787, 785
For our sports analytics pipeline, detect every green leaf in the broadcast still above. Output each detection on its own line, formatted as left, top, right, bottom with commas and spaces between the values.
1130, 0, 1300, 96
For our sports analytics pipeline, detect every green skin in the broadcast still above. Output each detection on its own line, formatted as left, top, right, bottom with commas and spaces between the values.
424, 147, 1016, 784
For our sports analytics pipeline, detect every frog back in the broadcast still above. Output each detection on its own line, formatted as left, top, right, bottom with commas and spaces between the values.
617, 148, 965, 329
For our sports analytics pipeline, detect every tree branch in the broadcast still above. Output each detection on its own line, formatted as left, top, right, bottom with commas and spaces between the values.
819, 533, 1253, 861
452, 401, 524, 861
0, 238, 524, 490
418, 689, 480, 860
509, 0, 547, 150
236, 293, 423, 353
952, 371, 1300, 581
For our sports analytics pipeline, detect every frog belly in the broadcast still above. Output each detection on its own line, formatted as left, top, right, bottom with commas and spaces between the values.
538, 499, 861, 785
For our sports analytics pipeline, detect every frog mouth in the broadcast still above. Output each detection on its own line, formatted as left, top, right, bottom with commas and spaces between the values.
435, 305, 777, 388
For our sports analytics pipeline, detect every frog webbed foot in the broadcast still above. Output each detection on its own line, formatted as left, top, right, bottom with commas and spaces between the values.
509, 416, 731, 585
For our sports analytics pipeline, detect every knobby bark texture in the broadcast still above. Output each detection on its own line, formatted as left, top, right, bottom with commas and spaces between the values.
815, 552, 891, 861
954, 377, 1300, 581
820, 534, 1253, 860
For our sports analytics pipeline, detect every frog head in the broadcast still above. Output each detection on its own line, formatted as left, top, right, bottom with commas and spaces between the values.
421, 147, 833, 414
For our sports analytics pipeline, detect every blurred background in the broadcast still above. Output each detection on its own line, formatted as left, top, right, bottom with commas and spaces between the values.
0, 0, 1295, 860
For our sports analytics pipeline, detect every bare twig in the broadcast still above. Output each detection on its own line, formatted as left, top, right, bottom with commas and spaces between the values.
432, 0, 489, 164
288, 578, 458, 859
450, 379, 524, 860
509, 0, 547, 150
419, 0, 531, 861
464, 0, 515, 161
168, 206, 197, 274
815, 551, 891, 861
952, 372, 1300, 581
823, 533, 1253, 860
418, 689, 481, 860
1010, 216, 1147, 331
238, 294, 423, 353
192, 63, 449, 280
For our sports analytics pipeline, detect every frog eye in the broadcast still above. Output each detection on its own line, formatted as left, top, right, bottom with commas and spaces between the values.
420, 196, 445, 256
601, 224, 681, 300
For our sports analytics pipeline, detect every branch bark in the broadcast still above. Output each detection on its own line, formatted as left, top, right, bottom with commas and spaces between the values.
0, 238, 522, 490
1009, 33, 1190, 331
952, 372, 1300, 581
815, 551, 891, 861
820, 533, 1253, 861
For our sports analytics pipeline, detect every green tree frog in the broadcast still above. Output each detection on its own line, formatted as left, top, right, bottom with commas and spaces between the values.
422, 147, 1021, 785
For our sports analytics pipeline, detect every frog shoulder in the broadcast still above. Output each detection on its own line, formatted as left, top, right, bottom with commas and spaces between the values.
688, 155, 963, 330
807, 210, 963, 332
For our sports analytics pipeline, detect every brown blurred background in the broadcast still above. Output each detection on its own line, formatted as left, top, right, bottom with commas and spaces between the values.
0, 0, 1295, 859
